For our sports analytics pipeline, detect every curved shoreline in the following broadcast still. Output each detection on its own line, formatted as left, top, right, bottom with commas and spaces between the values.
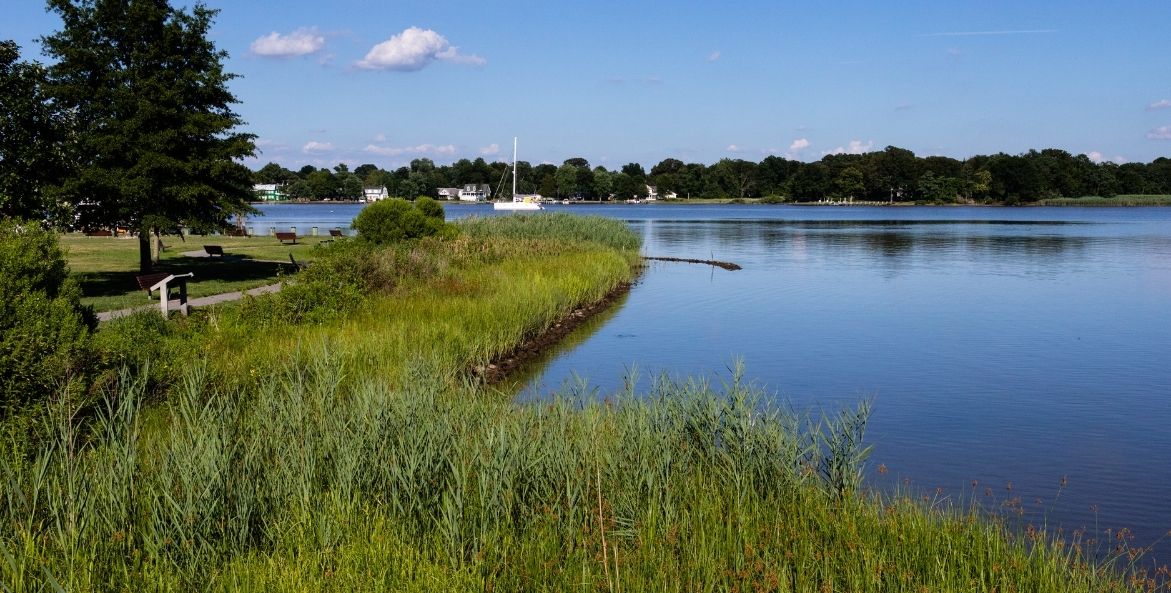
471, 278, 635, 384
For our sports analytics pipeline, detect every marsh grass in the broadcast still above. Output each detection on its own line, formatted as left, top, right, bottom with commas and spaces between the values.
3, 215, 1160, 591
1034, 195, 1171, 206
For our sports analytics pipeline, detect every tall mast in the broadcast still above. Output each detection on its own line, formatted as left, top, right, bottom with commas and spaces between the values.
512, 137, 518, 199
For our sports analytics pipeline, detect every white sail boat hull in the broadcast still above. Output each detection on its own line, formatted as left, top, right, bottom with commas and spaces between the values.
494, 137, 544, 211
493, 201, 542, 211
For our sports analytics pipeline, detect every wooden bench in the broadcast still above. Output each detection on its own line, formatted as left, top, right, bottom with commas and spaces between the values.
136, 272, 171, 296
275, 231, 297, 244
135, 272, 194, 317
329, 228, 343, 238
203, 245, 225, 257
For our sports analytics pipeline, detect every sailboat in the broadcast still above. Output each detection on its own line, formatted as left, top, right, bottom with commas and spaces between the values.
493, 137, 544, 211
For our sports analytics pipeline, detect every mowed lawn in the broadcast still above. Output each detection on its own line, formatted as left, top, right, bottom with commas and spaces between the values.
63, 233, 335, 312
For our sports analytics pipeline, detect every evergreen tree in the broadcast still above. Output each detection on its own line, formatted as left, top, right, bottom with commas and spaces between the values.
0, 40, 67, 219
42, 0, 256, 273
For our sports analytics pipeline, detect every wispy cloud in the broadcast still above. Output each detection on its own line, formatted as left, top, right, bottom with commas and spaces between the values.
785, 138, 810, 159
479, 143, 501, 156
1147, 99, 1171, 111
356, 27, 484, 71
894, 102, 914, 112
822, 140, 874, 156
707, 50, 721, 62
250, 28, 326, 57
726, 144, 743, 153
919, 29, 1057, 37
1148, 126, 1171, 140
302, 140, 333, 154
365, 143, 457, 156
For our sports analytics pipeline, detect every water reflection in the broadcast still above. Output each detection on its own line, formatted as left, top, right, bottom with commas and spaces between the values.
519, 209, 1171, 559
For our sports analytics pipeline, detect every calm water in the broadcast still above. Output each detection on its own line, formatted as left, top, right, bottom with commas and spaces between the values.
259, 203, 1171, 552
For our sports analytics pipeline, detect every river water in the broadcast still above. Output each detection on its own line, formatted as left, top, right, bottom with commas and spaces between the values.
257, 202, 1171, 554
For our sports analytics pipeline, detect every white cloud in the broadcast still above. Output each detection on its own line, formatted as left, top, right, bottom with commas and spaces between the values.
250, 28, 326, 58
1147, 99, 1171, 111
1087, 151, 1127, 164
726, 144, 742, 152
356, 27, 484, 71
374, 133, 386, 142
480, 143, 501, 156
364, 143, 457, 157
1147, 126, 1171, 140
707, 50, 721, 62
785, 138, 810, 158
302, 141, 333, 153
822, 140, 874, 156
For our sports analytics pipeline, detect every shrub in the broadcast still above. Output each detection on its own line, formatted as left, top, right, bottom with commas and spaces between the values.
414, 196, 445, 221
0, 220, 94, 412
353, 198, 446, 245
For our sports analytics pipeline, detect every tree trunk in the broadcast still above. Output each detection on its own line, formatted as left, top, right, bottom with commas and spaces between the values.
138, 229, 152, 274
153, 230, 164, 265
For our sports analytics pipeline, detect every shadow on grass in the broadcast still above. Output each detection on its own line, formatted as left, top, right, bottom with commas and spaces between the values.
76, 255, 298, 298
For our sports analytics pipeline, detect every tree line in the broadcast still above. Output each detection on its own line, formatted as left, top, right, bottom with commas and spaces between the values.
257, 147, 1171, 205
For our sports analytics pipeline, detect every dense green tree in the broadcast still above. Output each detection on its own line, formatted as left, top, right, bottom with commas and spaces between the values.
0, 41, 67, 220
713, 158, 758, 199
563, 157, 589, 169
253, 161, 296, 184
833, 167, 865, 200
354, 163, 378, 179
621, 162, 647, 181
306, 169, 337, 200
591, 167, 613, 199
43, 0, 255, 273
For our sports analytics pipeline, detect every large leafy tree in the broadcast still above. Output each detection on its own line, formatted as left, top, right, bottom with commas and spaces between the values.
42, 0, 256, 273
0, 40, 67, 219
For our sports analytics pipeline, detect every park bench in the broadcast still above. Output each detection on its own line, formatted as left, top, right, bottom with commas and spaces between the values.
203, 245, 225, 257
275, 231, 297, 244
135, 272, 194, 317
329, 228, 343, 238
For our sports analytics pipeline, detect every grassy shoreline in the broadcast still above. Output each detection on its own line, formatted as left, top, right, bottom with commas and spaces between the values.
4, 214, 1160, 591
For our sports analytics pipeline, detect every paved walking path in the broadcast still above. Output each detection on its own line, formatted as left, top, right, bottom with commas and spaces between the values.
96, 283, 283, 322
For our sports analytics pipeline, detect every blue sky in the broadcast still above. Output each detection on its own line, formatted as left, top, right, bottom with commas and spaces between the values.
5, 0, 1171, 170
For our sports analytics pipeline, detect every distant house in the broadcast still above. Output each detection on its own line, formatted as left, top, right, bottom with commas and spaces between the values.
458, 183, 491, 202
663, 191, 678, 200
252, 183, 287, 202
363, 187, 389, 202
645, 185, 659, 201
437, 187, 460, 200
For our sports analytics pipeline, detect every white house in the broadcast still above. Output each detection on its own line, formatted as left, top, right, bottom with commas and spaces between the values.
645, 185, 659, 201
363, 186, 389, 202
458, 183, 491, 202
437, 187, 460, 200
252, 183, 287, 202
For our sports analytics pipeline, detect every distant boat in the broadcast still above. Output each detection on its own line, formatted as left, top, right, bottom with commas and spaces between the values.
494, 137, 543, 211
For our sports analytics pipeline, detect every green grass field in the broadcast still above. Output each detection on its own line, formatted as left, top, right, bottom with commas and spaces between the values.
63, 234, 333, 311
